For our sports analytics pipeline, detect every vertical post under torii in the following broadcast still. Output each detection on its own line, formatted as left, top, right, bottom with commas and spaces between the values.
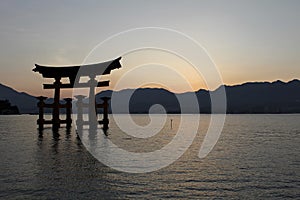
101, 97, 110, 131
88, 74, 98, 131
52, 77, 62, 130
36, 96, 47, 130
64, 98, 72, 129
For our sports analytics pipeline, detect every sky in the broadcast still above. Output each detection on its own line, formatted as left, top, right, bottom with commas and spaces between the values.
0, 0, 299, 97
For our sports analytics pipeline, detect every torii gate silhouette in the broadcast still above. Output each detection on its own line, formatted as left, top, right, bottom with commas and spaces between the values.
33, 57, 122, 132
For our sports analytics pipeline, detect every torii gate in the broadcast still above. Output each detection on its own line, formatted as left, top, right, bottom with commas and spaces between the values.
33, 57, 122, 131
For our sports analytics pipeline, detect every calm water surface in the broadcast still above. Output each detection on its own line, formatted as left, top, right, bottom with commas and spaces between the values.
0, 114, 299, 199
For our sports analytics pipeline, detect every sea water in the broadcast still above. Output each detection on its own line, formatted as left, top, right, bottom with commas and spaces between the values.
0, 114, 299, 199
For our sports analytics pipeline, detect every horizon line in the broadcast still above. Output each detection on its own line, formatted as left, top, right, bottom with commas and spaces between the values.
1, 78, 299, 98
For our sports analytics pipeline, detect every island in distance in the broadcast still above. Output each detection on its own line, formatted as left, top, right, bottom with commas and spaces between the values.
0, 79, 299, 114
0, 99, 19, 115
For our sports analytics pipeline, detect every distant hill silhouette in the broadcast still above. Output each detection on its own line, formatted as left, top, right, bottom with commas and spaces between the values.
96, 79, 300, 114
223, 80, 300, 113
0, 83, 37, 113
1, 79, 300, 114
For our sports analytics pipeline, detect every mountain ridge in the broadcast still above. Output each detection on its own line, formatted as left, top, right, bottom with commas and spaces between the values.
1, 79, 299, 114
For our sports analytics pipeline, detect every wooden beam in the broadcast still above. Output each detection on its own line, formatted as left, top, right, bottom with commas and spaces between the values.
44, 83, 72, 89
97, 81, 110, 87
43, 81, 110, 89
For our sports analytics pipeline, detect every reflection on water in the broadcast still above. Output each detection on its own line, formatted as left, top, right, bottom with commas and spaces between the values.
0, 114, 299, 199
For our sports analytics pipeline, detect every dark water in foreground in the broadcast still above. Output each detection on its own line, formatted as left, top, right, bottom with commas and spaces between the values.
0, 114, 299, 199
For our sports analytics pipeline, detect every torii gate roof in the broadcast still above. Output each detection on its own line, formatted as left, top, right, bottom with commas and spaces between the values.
33, 57, 122, 78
